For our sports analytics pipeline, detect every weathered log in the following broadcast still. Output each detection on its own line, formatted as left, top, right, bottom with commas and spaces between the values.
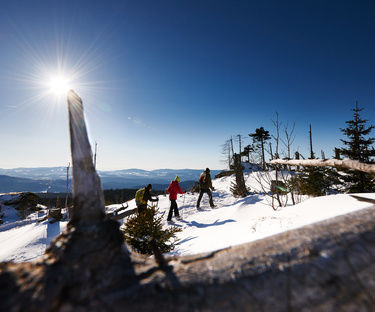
270, 158, 375, 176
1, 92, 375, 311
106, 203, 137, 220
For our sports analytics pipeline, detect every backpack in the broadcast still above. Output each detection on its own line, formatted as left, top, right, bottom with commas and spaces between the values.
135, 188, 146, 206
199, 173, 207, 187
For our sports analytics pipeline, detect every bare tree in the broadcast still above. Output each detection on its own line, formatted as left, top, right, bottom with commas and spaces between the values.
281, 121, 296, 159
221, 139, 232, 169
236, 134, 243, 155
253, 114, 301, 208
271, 112, 281, 158
230, 136, 235, 158
309, 124, 315, 159
271, 113, 283, 207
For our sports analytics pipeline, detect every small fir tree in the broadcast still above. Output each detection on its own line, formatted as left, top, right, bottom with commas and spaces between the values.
123, 208, 181, 255
339, 101, 375, 192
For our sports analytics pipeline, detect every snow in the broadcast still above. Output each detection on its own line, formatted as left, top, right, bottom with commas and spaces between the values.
0, 172, 374, 263
161, 188, 374, 256
0, 220, 68, 262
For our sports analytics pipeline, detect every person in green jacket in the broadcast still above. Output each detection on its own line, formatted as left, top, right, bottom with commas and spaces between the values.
135, 184, 158, 214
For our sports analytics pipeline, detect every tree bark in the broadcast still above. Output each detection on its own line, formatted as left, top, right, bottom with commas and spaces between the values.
67, 90, 106, 225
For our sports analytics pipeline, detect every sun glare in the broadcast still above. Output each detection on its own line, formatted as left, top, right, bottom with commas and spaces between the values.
47, 75, 71, 96
11, 35, 109, 107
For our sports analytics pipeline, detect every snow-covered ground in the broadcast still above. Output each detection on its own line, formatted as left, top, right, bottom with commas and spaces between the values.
1, 172, 374, 262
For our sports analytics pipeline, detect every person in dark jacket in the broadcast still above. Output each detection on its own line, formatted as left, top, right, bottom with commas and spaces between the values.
136, 184, 158, 214
196, 168, 215, 209
167, 176, 185, 222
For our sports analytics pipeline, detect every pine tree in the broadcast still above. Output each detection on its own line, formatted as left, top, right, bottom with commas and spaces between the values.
297, 167, 331, 196
339, 101, 375, 192
123, 208, 181, 255
249, 127, 271, 170
241, 144, 255, 163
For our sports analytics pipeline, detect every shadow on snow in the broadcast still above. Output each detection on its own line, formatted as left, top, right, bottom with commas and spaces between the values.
189, 219, 236, 229
176, 236, 198, 245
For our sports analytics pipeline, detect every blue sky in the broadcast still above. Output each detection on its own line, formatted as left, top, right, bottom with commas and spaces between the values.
0, 0, 375, 170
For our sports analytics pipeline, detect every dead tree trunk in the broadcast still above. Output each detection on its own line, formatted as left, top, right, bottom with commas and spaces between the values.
1, 92, 375, 311
309, 124, 315, 159
270, 158, 375, 176
67, 90, 106, 225
230, 153, 249, 197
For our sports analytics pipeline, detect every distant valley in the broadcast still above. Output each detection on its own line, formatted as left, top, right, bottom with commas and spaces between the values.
0, 167, 221, 193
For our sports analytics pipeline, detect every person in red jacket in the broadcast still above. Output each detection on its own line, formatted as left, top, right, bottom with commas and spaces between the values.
167, 176, 185, 222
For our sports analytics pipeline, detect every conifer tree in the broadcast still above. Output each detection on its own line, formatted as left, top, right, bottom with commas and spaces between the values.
339, 101, 375, 192
123, 208, 181, 255
242, 144, 255, 163
249, 127, 271, 170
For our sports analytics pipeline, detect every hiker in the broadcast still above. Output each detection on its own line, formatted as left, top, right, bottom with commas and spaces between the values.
167, 176, 185, 222
196, 168, 215, 209
135, 184, 158, 214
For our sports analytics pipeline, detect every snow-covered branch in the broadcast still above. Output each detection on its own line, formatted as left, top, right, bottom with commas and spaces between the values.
270, 158, 375, 175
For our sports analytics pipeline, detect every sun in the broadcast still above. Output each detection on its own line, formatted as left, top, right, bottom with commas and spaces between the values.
47, 75, 71, 96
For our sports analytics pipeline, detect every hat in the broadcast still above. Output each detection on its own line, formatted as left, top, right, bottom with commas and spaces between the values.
175, 176, 181, 183
205, 168, 210, 172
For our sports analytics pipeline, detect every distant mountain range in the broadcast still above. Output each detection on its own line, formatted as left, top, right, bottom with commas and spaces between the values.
0, 167, 222, 193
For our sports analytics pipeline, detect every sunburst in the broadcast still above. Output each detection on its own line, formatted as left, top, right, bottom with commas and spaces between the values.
7, 30, 110, 109
47, 74, 71, 97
